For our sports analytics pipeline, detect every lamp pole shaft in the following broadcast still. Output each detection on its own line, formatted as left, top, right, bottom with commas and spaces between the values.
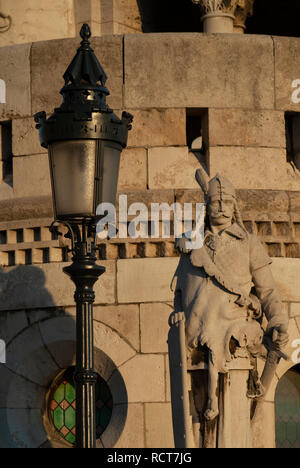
63, 237, 105, 448
75, 291, 97, 448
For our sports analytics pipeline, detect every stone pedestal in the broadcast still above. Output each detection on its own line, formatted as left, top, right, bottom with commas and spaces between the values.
186, 356, 253, 448
217, 357, 253, 448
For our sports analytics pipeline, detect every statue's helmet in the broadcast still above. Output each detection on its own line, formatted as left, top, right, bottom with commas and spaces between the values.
207, 173, 236, 201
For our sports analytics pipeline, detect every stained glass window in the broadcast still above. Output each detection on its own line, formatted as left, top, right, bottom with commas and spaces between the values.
49, 367, 113, 445
275, 365, 300, 449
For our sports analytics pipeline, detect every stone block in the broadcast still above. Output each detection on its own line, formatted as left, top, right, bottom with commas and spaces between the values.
140, 303, 171, 353
145, 403, 174, 448
209, 147, 287, 190
237, 190, 289, 222
208, 109, 286, 148
12, 118, 46, 156
6, 324, 58, 386
111, 354, 165, 403
0, 43, 31, 119
124, 108, 186, 148
0, 365, 43, 409
31, 35, 123, 115
117, 190, 175, 210
94, 304, 140, 351
274, 37, 300, 111
0, 196, 53, 223
74, 0, 101, 36
38, 316, 76, 368
271, 258, 300, 302
0, 260, 116, 311
290, 303, 300, 319
0, 0, 75, 47
109, 404, 145, 448
93, 321, 136, 368
6, 408, 48, 448
101, 0, 142, 34
13, 154, 51, 199
124, 34, 274, 109
117, 257, 179, 303
175, 189, 205, 205
0, 310, 28, 344
148, 147, 199, 190
288, 192, 300, 222
118, 148, 147, 192
27, 309, 57, 325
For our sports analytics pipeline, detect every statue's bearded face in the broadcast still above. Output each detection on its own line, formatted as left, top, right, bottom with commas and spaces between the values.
208, 195, 234, 227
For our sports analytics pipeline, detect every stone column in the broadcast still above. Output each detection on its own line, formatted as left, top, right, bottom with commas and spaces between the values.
233, 0, 254, 33
192, 0, 238, 33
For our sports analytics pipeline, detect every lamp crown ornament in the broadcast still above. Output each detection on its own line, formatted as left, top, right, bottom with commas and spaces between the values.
34, 24, 132, 150
63, 24, 108, 88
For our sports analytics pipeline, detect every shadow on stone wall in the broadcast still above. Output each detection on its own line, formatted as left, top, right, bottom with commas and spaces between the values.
0, 265, 55, 311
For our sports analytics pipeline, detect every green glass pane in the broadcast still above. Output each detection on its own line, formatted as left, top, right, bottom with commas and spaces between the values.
50, 369, 113, 443
53, 384, 65, 404
53, 406, 64, 431
65, 382, 76, 404
65, 406, 76, 431
99, 381, 111, 402
65, 432, 76, 444
100, 406, 112, 428
286, 421, 297, 444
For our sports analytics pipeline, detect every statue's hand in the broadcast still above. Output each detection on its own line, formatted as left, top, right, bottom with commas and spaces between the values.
169, 311, 185, 326
175, 237, 192, 254
271, 324, 289, 352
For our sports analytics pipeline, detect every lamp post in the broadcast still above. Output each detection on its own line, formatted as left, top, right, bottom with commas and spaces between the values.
34, 24, 133, 448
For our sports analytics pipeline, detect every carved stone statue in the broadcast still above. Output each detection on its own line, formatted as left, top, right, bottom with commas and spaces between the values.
169, 170, 289, 448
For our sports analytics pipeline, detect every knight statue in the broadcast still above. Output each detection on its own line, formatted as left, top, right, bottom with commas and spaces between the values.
169, 170, 289, 448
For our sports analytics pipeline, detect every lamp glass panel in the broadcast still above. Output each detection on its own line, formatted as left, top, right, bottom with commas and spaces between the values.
49, 140, 96, 217
97, 143, 122, 206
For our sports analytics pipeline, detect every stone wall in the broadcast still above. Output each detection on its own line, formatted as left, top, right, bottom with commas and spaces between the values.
0, 33, 300, 448
0, 257, 299, 447
0, 0, 142, 46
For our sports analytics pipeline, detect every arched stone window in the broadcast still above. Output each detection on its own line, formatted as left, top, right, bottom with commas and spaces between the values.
275, 365, 300, 448
48, 367, 113, 446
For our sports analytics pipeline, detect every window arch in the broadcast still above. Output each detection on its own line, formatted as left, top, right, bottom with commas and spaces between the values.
275, 365, 300, 448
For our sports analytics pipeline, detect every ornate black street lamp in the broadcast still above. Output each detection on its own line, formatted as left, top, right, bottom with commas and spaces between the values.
34, 24, 133, 449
